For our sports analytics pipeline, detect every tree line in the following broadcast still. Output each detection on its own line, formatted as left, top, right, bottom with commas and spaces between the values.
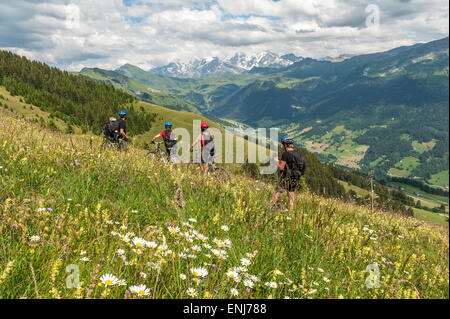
0, 50, 157, 135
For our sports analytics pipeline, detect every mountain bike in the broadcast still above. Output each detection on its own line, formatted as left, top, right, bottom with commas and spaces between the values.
101, 136, 126, 151
146, 142, 170, 164
187, 157, 231, 184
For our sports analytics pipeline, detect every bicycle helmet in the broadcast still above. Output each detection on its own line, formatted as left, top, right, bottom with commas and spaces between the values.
201, 122, 209, 129
119, 110, 127, 118
165, 122, 173, 127
281, 136, 294, 145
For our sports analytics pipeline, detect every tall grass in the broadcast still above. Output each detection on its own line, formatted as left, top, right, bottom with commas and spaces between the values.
0, 109, 448, 299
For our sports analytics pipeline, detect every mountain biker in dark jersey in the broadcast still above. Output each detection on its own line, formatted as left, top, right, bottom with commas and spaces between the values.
103, 117, 117, 141
270, 136, 306, 212
190, 122, 215, 174
150, 122, 178, 160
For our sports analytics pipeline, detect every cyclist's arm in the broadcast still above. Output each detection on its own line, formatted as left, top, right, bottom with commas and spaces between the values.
120, 128, 129, 141
190, 135, 202, 150
150, 133, 162, 143
278, 160, 286, 170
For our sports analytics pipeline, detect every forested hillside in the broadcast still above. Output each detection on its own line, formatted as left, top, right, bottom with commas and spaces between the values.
0, 51, 156, 134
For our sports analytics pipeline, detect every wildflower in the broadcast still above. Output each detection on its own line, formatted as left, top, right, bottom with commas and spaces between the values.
146, 241, 158, 249
80, 257, 90, 262
100, 274, 119, 286
226, 270, 239, 280
246, 253, 253, 259
191, 267, 208, 278
188, 218, 197, 223
168, 226, 180, 235
140, 272, 147, 279
148, 262, 160, 270
243, 280, 254, 288
274, 269, 283, 276
130, 285, 150, 297
193, 278, 201, 285
117, 249, 125, 255
231, 288, 239, 296
132, 237, 146, 248
241, 258, 251, 267
323, 277, 330, 283
187, 288, 197, 298
191, 245, 201, 253
265, 282, 278, 289
118, 279, 127, 286
30, 235, 40, 242
221, 225, 229, 232
80, 251, 87, 256
180, 274, 186, 280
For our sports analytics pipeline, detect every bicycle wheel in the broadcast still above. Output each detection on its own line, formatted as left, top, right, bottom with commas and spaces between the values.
211, 166, 231, 184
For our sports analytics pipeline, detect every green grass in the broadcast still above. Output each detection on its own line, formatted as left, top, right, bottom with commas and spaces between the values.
412, 208, 448, 227
388, 168, 411, 178
389, 182, 449, 205
0, 108, 448, 299
429, 171, 449, 189
412, 140, 436, 154
394, 157, 421, 171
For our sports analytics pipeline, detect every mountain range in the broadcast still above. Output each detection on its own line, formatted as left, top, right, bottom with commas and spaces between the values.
150, 52, 303, 78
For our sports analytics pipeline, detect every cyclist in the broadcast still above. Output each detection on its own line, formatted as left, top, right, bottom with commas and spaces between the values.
103, 117, 118, 141
270, 136, 306, 212
150, 122, 178, 160
116, 110, 129, 151
190, 122, 215, 174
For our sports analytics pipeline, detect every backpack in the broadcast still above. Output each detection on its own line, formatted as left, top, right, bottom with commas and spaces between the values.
163, 129, 177, 148
201, 132, 215, 156
109, 121, 121, 139
285, 151, 306, 177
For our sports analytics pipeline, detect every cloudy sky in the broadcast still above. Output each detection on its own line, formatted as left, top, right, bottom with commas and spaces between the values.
0, 0, 448, 71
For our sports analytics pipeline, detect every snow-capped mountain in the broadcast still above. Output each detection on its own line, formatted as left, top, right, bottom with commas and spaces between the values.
150, 52, 303, 78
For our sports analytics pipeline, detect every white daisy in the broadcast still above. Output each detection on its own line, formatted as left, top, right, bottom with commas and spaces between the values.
168, 226, 180, 235
226, 270, 239, 280
132, 237, 146, 248
186, 288, 197, 298
30, 235, 40, 242
231, 288, 239, 296
240, 258, 251, 266
221, 225, 229, 232
130, 284, 150, 297
100, 274, 119, 286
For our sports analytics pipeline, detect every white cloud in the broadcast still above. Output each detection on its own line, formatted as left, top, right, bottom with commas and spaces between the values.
0, 0, 447, 71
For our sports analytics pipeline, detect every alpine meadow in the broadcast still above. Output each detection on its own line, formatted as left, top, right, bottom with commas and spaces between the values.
0, 0, 449, 303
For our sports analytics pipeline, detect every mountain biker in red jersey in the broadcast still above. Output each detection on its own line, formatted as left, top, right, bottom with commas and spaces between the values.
190, 122, 215, 174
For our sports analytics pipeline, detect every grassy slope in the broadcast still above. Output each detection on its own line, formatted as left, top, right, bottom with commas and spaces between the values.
0, 85, 265, 165
339, 180, 448, 227
0, 86, 72, 132
132, 100, 268, 163
0, 108, 448, 299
